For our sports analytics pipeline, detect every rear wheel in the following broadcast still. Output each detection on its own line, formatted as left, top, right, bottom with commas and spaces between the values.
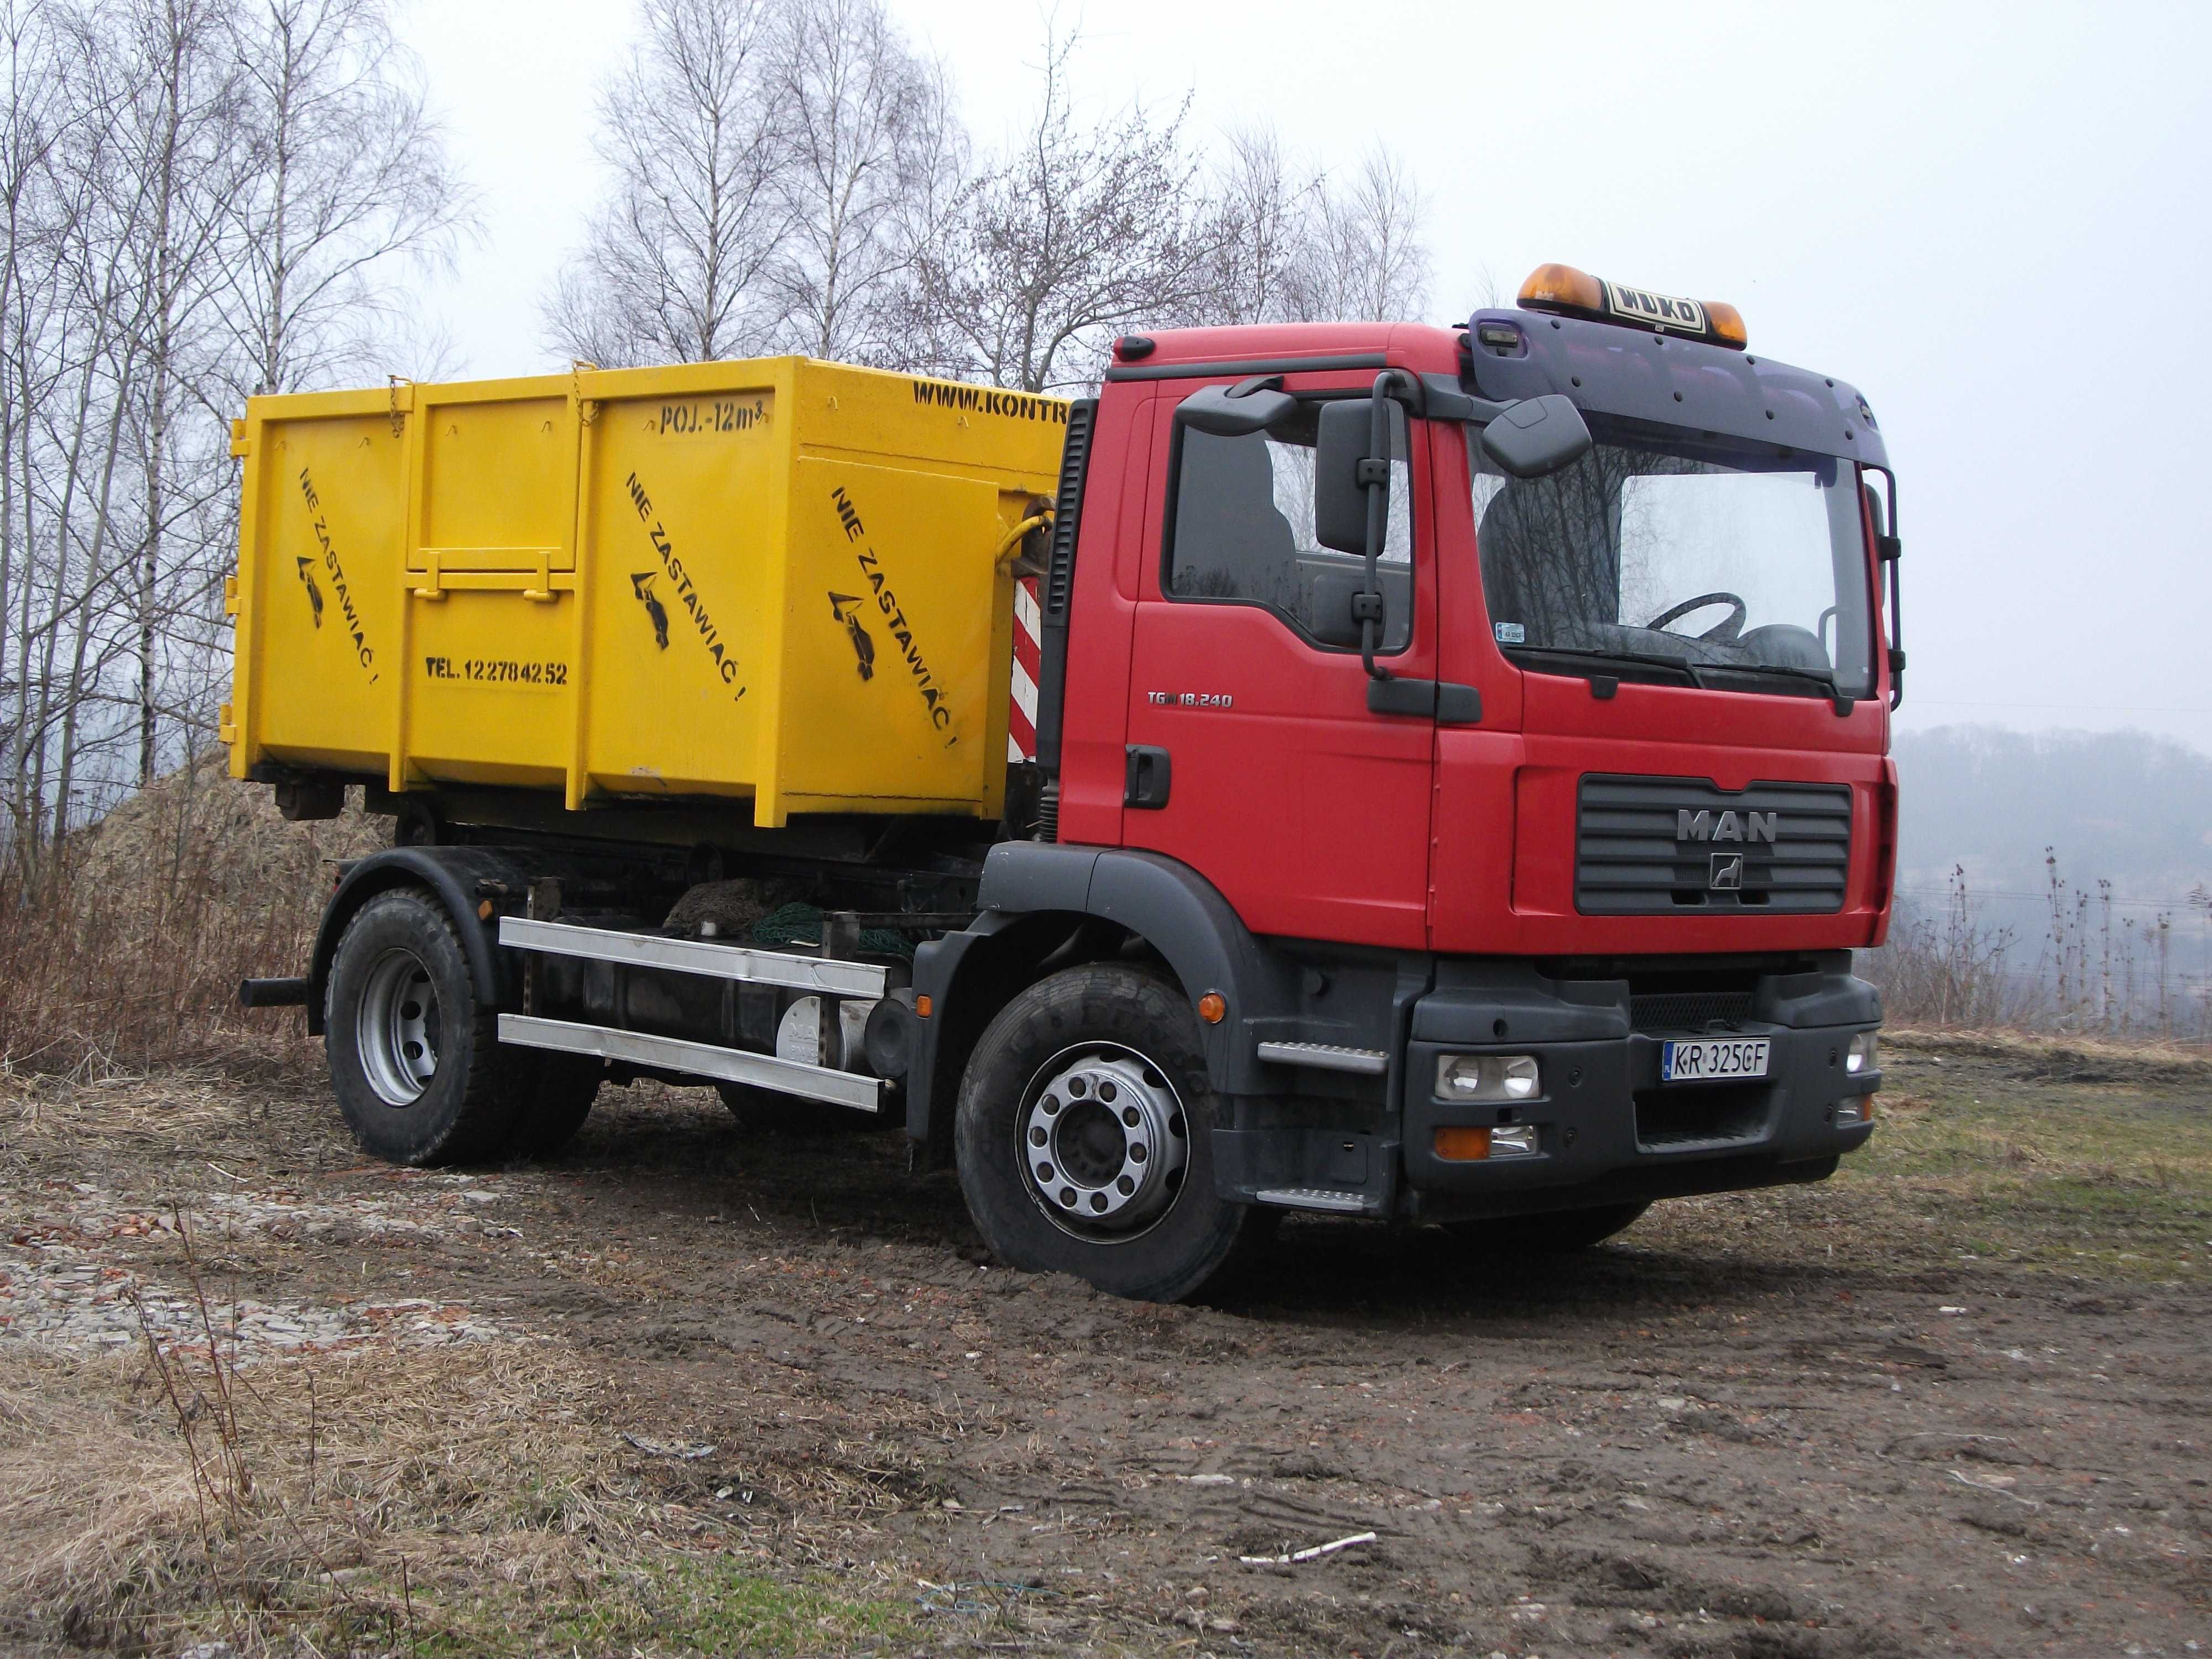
512, 1055, 602, 1156
1443, 1201, 1650, 1255
955, 963, 1260, 1303
325, 889, 515, 1165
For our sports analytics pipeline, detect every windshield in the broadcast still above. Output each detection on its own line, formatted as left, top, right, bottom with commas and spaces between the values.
1469, 418, 1876, 698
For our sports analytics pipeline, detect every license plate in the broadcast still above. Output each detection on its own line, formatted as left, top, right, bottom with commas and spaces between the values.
1659, 1037, 1771, 1084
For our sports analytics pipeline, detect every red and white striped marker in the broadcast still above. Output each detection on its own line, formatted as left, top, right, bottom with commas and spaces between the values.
1009, 575, 1041, 762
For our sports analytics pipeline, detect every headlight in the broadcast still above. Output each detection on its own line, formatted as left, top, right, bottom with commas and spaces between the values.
1435, 1053, 1540, 1102
1846, 1031, 1879, 1074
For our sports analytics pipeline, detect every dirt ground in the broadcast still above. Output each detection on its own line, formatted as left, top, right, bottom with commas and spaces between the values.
3, 1031, 2209, 1658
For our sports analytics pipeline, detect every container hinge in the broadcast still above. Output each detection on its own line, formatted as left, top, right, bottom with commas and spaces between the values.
222, 575, 238, 617
228, 419, 249, 458
412, 549, 445, 601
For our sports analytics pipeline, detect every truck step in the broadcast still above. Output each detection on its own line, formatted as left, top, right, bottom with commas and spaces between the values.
499, 916, 888, 998
1255, 1041, 1389, 1077
1254, 1187, 1380, 1215
497, 1014, 885, 1112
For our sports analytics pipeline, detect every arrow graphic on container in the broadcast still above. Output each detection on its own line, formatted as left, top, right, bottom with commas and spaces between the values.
828, 591, 875, 681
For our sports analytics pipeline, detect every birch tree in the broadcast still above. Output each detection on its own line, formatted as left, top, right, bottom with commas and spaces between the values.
0, 0, 466, 869
1208, 129, 1433, 326
545, 0, 790, 367
217, 0, 468, 400
764, 0, 958, 364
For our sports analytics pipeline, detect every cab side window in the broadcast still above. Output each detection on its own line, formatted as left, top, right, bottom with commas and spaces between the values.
1164, 399, 1412, 653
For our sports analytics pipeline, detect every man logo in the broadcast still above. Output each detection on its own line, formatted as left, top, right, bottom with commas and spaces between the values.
1677, 809, 1777, 844
1709, 853, 1745, 891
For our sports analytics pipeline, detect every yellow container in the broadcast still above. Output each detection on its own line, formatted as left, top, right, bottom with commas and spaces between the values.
221, 359, 1069, 827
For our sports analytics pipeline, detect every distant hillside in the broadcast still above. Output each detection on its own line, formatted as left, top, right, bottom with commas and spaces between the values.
1895, 726, 2212, 905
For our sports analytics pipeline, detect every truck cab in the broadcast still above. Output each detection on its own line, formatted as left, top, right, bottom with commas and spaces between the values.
913, 268, 1894, 1296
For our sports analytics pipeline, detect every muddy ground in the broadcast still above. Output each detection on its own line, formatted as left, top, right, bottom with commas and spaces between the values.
4, 1032, 2209, 1657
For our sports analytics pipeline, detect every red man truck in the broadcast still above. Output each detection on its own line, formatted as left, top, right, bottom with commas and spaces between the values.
233, 263, 1899, 1302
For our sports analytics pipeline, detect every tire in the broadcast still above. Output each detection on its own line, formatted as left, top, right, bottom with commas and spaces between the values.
324, 889, 517, 1166
715, 1081, 879, 1135
954, 963, 1260, 1303
512, 1055, 601, 1156
1443, 1201, 1651, 1255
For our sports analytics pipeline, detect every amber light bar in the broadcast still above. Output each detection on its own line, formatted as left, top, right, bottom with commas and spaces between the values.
1516, 263, 1747, 351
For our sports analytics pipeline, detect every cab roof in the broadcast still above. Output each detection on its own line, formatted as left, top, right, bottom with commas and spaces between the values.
1103, 316, 1886, 471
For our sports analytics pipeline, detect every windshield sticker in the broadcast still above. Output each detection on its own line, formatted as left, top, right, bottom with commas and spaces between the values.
1494, 622, 1526, 644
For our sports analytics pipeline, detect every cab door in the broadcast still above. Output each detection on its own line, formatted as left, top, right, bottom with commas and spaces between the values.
1119, 385, 1439, 951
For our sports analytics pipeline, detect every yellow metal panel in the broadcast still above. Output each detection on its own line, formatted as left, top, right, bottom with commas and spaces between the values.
248, 413, 406, 775
413, 388, 576, 573
579, 367, 786, 807
781, 456, 1017, 817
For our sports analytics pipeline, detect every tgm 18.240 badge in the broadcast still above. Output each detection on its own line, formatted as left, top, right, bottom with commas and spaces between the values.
1146, 691, 1233, 709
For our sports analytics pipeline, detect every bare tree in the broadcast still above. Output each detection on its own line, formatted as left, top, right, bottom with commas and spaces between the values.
764, 0, 959, 363
900, 27, 1224, 393
1206, 123, 1320, 327
1207, 128, 1433, 326
546, 0, 790, 367
1282, 144, 1431, 324
106, 0, 239, 786
217, 0, 470, 400
0, 0, 466, 872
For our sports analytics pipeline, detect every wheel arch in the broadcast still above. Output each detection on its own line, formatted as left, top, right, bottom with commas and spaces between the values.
305, 847, 545, 1034
907, 844, 1297, 1160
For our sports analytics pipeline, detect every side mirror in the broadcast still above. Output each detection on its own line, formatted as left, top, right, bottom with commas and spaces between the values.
1176, 382, 1296, 437
1313, 399, 1376, 555
1478, 394, 1593, 480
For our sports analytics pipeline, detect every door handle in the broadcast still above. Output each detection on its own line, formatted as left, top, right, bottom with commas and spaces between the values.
1366, 677, 1482, 724
1124, 745, 1172, 809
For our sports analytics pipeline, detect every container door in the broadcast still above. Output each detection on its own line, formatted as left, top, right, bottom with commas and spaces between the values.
1120, 389, 1438, 952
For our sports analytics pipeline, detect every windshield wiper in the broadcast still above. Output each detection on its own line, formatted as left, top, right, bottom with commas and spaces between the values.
1696, 661, 1844, 698
1506, 644, 1705, 689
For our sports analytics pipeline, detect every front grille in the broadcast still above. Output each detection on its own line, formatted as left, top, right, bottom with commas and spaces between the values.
1630, 990, 1756, 1032
1577, 775, 1853, 915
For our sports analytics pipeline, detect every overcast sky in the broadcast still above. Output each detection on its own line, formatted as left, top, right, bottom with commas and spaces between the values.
397, 1, 2212, 755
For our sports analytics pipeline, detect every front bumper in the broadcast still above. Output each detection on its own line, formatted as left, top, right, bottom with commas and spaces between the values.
1212, 958, 1880, 1221
1401, 1027, 1876, 1220
1400, 962, 1878, 1220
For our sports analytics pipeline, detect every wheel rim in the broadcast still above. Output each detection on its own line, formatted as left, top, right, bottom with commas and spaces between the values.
357, 948, 441, 1107
1019, 1042, 1190, 1241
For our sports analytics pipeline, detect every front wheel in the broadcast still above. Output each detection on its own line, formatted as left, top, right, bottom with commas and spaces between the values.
954, 964, 1261, 1303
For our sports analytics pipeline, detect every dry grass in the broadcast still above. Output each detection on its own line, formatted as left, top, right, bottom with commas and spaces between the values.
0, 754, 382, 1080
0, 1330, 916, 1657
